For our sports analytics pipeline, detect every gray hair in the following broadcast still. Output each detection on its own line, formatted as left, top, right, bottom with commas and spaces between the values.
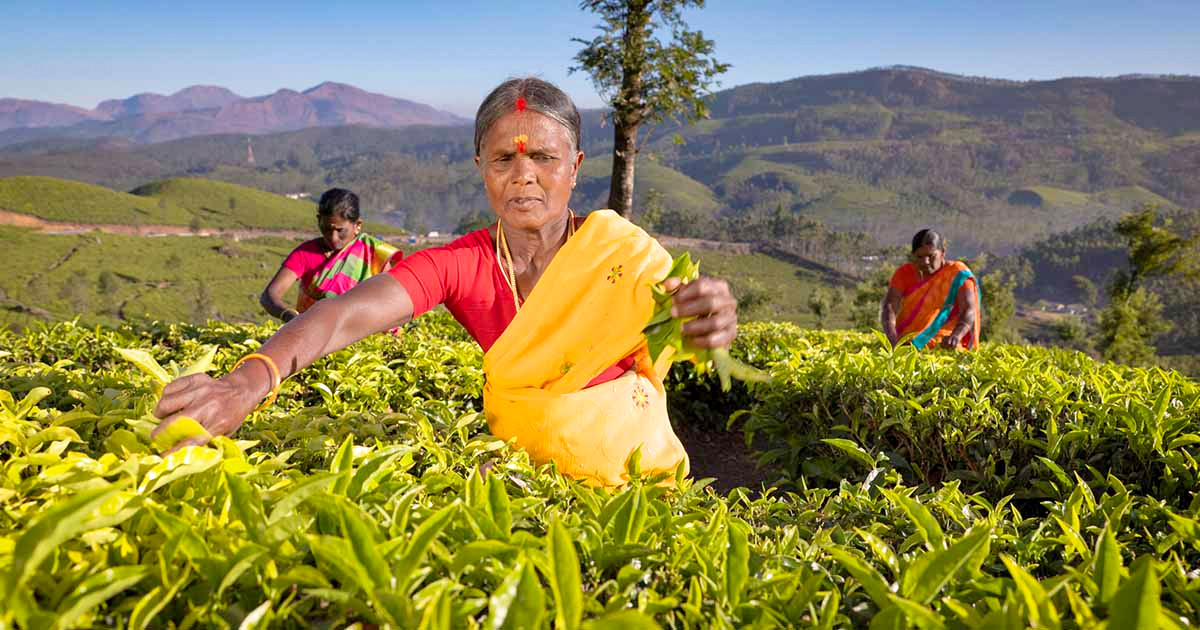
474, 77, 581, 156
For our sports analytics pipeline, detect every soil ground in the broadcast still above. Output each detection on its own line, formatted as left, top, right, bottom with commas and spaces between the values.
672, 421, 774, 494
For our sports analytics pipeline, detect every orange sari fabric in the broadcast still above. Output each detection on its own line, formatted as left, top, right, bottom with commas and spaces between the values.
890, 261, 981, 350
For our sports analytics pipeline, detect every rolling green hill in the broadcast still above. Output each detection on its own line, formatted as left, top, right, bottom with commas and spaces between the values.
0, 175, 319, 230
0, 176, 181, 224
3, 68, 1198, 257
129, 177, 317, 230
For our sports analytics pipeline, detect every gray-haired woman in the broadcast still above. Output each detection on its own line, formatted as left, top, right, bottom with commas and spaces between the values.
152, 77, 741, 486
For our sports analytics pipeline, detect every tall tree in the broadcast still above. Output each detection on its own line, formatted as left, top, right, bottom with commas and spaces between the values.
1098, 205, 1198, 364
572, 0, 729, 218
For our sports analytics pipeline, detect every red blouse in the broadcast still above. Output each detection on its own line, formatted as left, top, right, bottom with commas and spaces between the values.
387, 228, 635, 387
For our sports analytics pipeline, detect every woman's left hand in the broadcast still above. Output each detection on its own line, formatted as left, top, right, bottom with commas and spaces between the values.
664, 276, 739, 349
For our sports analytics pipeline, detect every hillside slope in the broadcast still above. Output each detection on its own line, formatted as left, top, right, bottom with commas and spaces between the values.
2, 68, 1198, 254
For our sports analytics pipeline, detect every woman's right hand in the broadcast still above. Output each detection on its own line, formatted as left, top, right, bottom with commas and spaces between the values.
151, 369, 266, 452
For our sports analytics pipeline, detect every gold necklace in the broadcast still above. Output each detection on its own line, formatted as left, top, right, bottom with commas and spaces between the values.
496, 210, 576, 312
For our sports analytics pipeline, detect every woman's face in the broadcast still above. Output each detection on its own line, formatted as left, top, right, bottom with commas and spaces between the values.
476, 110, 583, 232
318, 214, 360, 251
911, 244, 945, 276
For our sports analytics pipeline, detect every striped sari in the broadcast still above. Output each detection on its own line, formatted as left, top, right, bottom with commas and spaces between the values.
297, 234, 399, 312
892, 261, 982, 350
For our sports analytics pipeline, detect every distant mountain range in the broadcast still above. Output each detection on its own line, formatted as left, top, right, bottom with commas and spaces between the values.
0, 82, 467, 145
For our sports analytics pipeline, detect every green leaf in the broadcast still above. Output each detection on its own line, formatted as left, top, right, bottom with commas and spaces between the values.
340, 502, 392, 591
238, 599, 272, 630
11, 386, 51, 421
487, 559, 545, 630
826, 546, 892, 609
150, 416, 212, 452
609, 485, 648, 545
581, 610, 661, 629
642, 252, 769, 390
55, 566, 150, 628
725, 520, 750, 607
1108, 556, 1160, 629
547, 519, 583, 630
217, 545, 269, 599
1094, 522, 1124, 605
115, 347, 172, 385
856, 529, 900, 577
267, 472, 337, 525
225, 472, 268, 545
330, 434, 355, 495
451, 540, 519, 573
309, 535, 373, 593
887, 596, 946, 629
395, 503, 459, 587
880, 489, 945, 550
180, 345, 218, 377
5, 481, 128, 595
487, 472, 513, 538
822, 438, 875, 470
417, 587, 453, 630
625, 445, 643, 480
901, 526, 990, 604
999, 554, 1060, 628
128, 566, 191, 630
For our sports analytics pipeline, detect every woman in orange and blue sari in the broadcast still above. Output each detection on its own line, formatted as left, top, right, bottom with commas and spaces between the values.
882, 229, 981, 350
151, 78, 740, 486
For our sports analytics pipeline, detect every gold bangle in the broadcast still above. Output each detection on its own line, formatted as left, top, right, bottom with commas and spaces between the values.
233, 352, 281, 412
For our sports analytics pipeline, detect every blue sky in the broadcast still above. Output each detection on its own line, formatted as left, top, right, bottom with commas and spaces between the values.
3, 0, 1198, 117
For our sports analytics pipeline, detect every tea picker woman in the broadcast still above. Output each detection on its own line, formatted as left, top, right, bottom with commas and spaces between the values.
155, 77, 740, 486
259, 188, 400, 323
881, 229, 981, 350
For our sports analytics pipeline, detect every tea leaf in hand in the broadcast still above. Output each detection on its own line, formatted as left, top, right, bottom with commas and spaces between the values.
644, 252, 769, 391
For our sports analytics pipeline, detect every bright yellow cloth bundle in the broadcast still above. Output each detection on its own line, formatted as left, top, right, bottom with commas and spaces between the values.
483, 210, 689, 486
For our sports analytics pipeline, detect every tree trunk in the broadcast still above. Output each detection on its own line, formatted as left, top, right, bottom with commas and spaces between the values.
608, 120, 639, 218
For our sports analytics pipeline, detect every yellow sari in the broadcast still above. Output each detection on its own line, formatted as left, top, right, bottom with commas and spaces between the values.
482, 210, 689, 486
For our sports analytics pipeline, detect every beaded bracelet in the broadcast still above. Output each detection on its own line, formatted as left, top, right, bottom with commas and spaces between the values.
232, 352, 281, 412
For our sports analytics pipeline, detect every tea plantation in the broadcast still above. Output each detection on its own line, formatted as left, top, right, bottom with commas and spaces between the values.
1, 313, 1198, 628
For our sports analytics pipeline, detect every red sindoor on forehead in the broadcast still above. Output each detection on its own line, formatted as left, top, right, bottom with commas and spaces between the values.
513, 96, 529, 153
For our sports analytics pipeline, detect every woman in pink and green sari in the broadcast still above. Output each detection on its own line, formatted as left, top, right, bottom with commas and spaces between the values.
260, 188, 400, 322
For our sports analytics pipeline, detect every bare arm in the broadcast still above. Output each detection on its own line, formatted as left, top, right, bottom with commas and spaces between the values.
881, 286, 902, 345
260, 267, 300, 322
154, 273, 414, 448
941, 280, 979, 349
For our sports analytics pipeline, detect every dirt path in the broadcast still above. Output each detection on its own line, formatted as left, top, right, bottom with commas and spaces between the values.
674, 421, 774, 494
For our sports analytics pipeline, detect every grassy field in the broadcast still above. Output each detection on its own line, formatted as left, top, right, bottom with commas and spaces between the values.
0, 226, 300, 329
0, 175, 334, 231
1, 224, 839, 331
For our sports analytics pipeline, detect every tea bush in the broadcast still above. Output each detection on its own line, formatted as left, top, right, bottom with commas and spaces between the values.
732, 324, 1200, 506
1, 314, 1198, 628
